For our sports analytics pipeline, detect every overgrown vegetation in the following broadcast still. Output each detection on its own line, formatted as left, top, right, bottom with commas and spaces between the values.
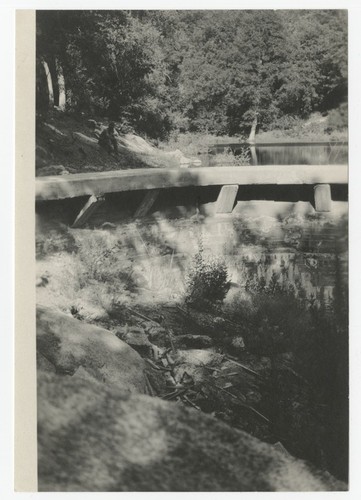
185, 240, 230, 309
36, 215, 348, 482
224, 265, 348, 480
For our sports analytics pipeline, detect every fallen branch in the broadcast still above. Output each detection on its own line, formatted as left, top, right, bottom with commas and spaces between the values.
144, 374, 157, 397
161, 388, 188, 400
242, 405, 270, 424
124, 306, 158, 325
215, 371, 240, 378
165, 352, 176, 365
176, 305, 188, 316
202, 364, 222, 374
175, 305, 213, 335
144, 357, 172, 372
182, 395, 201, 411
213, 384, 269, 423
145, 358, 160, 370
177, 305, 244, 333
166, 329, 176, 353
215, 384, 246, 402
224, 355, 262, 378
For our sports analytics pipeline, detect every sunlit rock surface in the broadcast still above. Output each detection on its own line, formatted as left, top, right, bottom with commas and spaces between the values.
37, 369, 346, 492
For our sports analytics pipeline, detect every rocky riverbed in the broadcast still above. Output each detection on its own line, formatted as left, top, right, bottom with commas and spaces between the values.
36, 203, 348, 484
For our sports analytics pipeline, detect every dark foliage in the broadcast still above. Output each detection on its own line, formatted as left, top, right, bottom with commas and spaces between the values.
36, 10, 347, 139
231, 267, 348, 481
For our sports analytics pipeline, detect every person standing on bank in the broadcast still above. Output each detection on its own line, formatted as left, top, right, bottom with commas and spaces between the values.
98, 122, 118, 154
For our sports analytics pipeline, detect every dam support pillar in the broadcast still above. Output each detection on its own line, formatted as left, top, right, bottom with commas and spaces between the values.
72, 194, 105, 228
314, 184, 331, 212
134, 189, 160, 218
215, 185, 239, 214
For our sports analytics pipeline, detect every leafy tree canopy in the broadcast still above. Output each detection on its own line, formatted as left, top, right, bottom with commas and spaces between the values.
36, 10, 347, 139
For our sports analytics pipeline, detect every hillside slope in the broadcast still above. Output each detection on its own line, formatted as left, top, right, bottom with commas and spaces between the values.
36, 111, 199, 176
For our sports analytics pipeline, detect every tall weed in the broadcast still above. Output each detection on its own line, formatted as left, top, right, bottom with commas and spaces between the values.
185, 239, 230, 309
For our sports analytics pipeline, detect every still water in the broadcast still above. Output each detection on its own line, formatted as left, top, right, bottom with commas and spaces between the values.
206, 142, 348, 166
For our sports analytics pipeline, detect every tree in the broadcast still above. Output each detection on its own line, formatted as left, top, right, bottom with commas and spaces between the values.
36, 10, 348, 139
275, 11, 348, 117
36, 11, 173, 138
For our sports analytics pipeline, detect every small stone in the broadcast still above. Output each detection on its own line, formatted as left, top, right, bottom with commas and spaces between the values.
231, 336, 246, 351
146, 325, 169, 347
175, 349, 223, 367
115, 326, 153, 357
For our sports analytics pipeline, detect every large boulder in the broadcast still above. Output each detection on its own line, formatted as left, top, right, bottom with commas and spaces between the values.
117, 133, 156, 154
37, 370, 346, 492
36, 305, 148, 394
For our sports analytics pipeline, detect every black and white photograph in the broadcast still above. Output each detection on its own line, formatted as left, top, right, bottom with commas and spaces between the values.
10, 4, 354, 494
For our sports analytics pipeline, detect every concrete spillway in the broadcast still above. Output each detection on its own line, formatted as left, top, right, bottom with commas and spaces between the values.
36, 164, 348, 201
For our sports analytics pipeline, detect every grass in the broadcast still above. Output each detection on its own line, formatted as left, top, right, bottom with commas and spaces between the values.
255, 111, 347, 143
36, 222, 189, 322
36, 109, 182, 175
158, 132, 241, 156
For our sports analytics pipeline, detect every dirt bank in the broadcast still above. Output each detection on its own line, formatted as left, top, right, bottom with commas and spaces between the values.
36, 110, 200, 176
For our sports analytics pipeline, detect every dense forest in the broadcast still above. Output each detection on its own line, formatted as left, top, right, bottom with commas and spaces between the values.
36, 10, 347, 140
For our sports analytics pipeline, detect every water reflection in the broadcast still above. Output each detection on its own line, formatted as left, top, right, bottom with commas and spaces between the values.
205, 142, 348, 166
148, 208, 348, 306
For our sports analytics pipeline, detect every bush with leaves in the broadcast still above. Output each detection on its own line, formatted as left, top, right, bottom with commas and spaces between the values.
185, 241, 230, 309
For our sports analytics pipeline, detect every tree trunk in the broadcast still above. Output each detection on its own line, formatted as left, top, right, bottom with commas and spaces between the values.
248, 114, 258, 143
41, 59, 54, 108
55, 59, 66, 111
250, 145, 258, 165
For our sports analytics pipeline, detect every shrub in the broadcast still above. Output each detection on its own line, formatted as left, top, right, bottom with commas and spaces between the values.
214, 147, 250, 166
326, 103, 348, 132
185, 241, 230, 309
